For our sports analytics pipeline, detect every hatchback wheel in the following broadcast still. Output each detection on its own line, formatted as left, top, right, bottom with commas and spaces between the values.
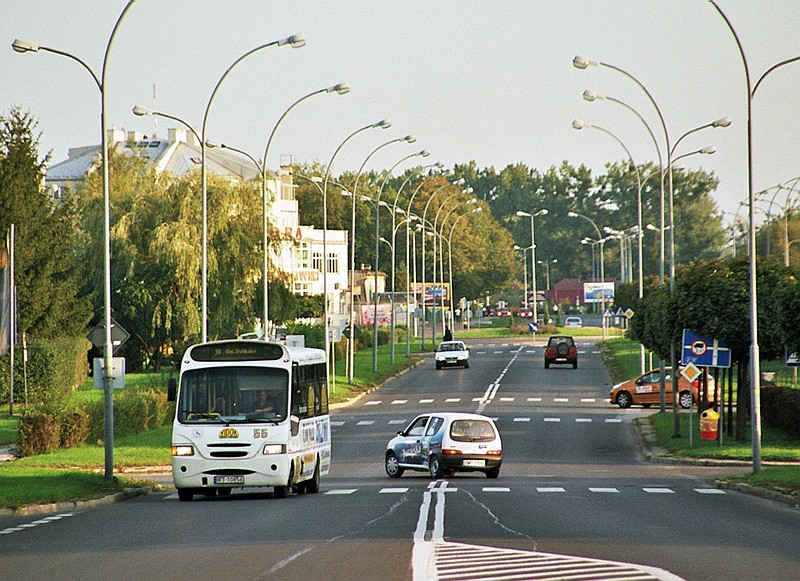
616, 391, 633, 408
385, 452, 404, 478
678, 391, 693, 409
429, 455, 443, 479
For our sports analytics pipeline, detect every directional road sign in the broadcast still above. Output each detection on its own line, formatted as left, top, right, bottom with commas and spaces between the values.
681, 329, 730, 368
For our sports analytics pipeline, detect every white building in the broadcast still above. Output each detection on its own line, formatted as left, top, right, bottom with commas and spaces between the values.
46, 127, 351, 317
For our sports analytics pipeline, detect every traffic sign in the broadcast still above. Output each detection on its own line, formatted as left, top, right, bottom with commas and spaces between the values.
87, 317, 130, 351
528, 321, 539, 333
786, 352, 800, 367
625, 308, 634, 319
681, 329, 730, 368
680, 361, 702, 384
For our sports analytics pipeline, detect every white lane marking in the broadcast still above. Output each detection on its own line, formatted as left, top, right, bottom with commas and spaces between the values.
554, 397, 569, 402
537, 487, 566, 493
544, 417, 561, 422
513, 417, 531, 422
419, 398, 434, 403
380, 487, 409, 494
527, 397, 542, 402
356, 420, 374, 426
499, 397, 515, 402
324, 489, 357, 495
445, 398, 461, 402
267, 548, 313, 576
590, 487, 620, 493
575, 418, 592, 423
365, 400, 381, 406
581, 398, 597, 403
605, 418, 623, 423
391, 399, 408, 405
330, 421, 345, 426
0, 512, 75, 536
644, 487, 675, 494
482, 487, 511, 492
388, 419, 406, 425
695, 488, 726, 494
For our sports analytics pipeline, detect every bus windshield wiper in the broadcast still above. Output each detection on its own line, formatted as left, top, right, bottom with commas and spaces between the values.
184, 411, 225, 422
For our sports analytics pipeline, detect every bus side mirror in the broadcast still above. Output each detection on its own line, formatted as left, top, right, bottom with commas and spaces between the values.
290, 415, 300, 437
167, 377, 177, 402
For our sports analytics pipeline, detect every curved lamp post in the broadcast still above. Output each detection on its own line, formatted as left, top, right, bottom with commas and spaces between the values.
568, 211, 607, 337
14, 1, 136, 479
516, 208, 547, 323
257, 82, 349, 339
133, 32, 305, 342
371, 149, 429, 371
321, 118, 392, 384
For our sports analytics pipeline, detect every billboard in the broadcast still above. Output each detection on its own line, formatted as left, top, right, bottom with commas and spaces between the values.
583, 282, 614, 304
410, 282, 450, 305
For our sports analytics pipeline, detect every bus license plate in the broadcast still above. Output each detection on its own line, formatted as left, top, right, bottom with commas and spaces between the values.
463, 459, 485, 467
214, 475, 244, 485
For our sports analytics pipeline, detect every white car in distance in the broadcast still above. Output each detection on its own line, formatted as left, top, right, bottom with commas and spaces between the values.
435, 341, 469, 369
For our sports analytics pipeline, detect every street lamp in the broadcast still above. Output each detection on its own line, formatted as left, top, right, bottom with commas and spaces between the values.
513, 244, 533, 308
516, 209, 547, 323
133, 32, 306, 342
445, 207, 482, 327
710, 2, 800, 471
321, 119, 392, 383
538, 258, 557, 292
389, 163, 444, 357
568, 211, 607, 337
255, 82, 349, 340
14, 1, 136, 480
372, 149, 430, 371
418, 178, 464, 348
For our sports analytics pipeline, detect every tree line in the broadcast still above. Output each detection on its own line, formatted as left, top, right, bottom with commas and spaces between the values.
3, 107, 798, 380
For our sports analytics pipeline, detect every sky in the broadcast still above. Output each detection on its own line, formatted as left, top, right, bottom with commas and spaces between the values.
2, 1, 799, 223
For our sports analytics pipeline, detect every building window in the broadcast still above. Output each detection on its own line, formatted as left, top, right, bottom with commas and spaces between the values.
297, 242, 310, 269
312, 251, 323, 273
327, 252, 338, 275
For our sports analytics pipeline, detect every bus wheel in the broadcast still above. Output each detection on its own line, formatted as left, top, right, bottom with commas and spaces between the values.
177, 488, 194, 502
275, 464, 294, 498
305, 459, 321, 494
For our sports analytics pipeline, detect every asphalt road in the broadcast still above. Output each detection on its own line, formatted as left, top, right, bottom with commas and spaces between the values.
1, 338, 798, 581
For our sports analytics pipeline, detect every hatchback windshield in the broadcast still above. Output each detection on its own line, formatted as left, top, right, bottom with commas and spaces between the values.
438, 342, 466, 352
449, 419, 496, 442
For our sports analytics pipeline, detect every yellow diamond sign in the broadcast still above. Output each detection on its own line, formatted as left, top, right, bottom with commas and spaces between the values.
680, 361, 702, 384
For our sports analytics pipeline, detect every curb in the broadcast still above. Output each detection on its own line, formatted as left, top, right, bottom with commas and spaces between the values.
0, 486, 152, 517
633, 416, 799, 510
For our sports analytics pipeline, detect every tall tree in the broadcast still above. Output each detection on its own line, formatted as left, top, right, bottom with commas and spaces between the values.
0, 107, 90, 339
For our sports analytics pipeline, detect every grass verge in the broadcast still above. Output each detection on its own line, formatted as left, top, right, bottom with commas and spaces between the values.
603, 337, 800, 500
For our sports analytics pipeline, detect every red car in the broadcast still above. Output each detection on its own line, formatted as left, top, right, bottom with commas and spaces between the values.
495, 307, 510, 316
517, 307, 533, 318
544, 335, 578, 369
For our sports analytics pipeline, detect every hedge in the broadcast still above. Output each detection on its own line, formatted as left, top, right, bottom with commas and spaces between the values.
761, 384, 800, 439
17, 389, 174, 457
0, 336, 91, 407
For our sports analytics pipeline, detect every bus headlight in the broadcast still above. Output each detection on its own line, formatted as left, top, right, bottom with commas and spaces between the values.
172, 445, 194, 457
262, 443, 285, 455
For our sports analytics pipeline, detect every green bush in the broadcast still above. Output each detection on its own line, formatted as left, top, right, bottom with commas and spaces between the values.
761, 385, 800, 438
59, 406, 90, 448
17, 410, 61, 456
0, 336, 90, 407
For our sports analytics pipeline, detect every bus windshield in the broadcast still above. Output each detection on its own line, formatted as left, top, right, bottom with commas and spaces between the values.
177, 366, 288, 424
